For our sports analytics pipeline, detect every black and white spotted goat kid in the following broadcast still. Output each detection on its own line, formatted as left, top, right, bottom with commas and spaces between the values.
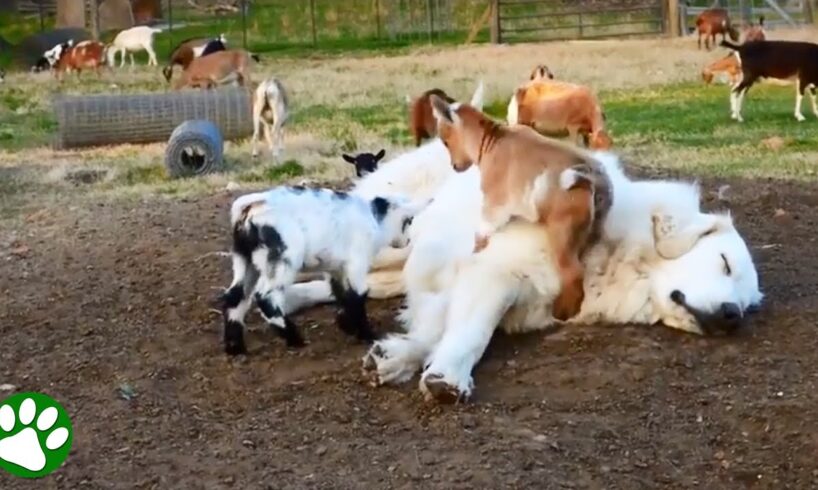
222, 186, 423, 355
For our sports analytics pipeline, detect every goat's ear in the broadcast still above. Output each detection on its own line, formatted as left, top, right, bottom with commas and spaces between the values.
342, 154, 356, 164
374, 149, 386, 161
652, 211, 732, 260
470, 80, 485, 111
430, 94, 454, 124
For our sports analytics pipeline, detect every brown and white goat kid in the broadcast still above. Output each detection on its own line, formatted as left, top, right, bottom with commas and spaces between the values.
721, 39, 818, 122
173, 49, 255, 90
251, 77, 289, 161
429, 94, 612, 321
52, 40, 107, 81
507, 78, 612, 150
702, 53, 742, 85
695, 8, 739, 50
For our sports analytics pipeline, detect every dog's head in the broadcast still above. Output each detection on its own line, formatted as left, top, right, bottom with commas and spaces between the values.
650, 210, 763, 335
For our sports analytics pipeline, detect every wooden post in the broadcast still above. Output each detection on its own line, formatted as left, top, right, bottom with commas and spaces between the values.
804, 0, 815, 25
89, 0, 100, 40
241, 0, 248, 50
426, 0, 433, 43
375, 0, 382, 40
310, 0, 317, 46
490, 0, 500, 44
667, 0, 680, 37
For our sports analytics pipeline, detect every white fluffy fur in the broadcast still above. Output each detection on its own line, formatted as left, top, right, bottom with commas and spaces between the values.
107, 26, 162, 67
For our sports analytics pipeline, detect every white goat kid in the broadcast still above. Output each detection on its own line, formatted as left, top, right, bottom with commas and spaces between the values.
107, 26, 162, 67
222, 186, 425, 356
251, 77, 289, 161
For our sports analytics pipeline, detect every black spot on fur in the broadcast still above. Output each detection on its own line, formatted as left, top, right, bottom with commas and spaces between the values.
224, 320, 247, 355
333, 190, 349, 200
233, 223, 261, 260
222, 284, 245, 309
290, 185, 307, 193
370, 197, 390, 223
259, 225, 286, 262
276, 317, 306, 347
255, 292, 284, 320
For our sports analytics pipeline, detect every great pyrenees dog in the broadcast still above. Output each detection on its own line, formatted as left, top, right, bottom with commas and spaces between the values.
279, 83, 763, 404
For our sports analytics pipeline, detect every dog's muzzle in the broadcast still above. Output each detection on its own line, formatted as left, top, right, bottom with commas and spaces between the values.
670, 290, 753, 335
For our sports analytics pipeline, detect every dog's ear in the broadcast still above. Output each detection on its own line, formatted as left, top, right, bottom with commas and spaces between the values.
374, 149, 386, 161
652, 211, 732, 260
342, 154, 356, 164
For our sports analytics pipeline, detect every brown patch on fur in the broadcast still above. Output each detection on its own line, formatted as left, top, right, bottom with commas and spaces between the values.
236, 200, 266, 227
432, 96, 613, 320
53, 40, 107, 81
409, 88, 456, 147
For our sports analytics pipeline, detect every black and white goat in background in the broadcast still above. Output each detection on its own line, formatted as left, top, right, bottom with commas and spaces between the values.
222, 185, 425, 355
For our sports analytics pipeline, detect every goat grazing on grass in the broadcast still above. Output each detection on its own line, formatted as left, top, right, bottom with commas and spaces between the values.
162, 34, 227, 83
51, 40, 108, 81
107, 25, 162, 67
743, 16, 766, 42
702, 53, 742, 85
430, 93, 612, 321
695, 8, 739, 50
408, 88, 457, 147
342, 150, 386, 178
251, 77, 289, 160
173, 49, 256, 90
222, 186, 425, 355
507, 74, 612, 150
720, 39, 818, 122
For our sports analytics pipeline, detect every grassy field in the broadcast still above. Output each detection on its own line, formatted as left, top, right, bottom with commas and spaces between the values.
2, 29, 818, 220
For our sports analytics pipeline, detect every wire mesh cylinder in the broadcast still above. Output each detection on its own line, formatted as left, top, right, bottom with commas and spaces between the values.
52, 87, 253, 149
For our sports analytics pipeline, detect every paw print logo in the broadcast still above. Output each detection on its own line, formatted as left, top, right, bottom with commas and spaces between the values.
0, 392, 73, 478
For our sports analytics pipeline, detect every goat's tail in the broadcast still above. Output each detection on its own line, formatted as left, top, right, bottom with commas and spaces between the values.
720, 39, 741, 51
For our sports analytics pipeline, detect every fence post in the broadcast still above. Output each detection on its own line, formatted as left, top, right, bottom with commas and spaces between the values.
375, 0, 382, 40
310, 0, 317, 46
804, 0, 815, 25
490, 0, 500, 44
667, 0, 679, 36
426, 0, 434, 43
38, 1, 45, 31
241, 0, 248, 50
89, 0, 99, 40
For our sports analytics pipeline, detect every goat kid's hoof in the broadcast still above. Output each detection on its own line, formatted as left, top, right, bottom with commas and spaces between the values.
795, 113, 806, 122
421, 374, 469, 405
224, 340, 248, 356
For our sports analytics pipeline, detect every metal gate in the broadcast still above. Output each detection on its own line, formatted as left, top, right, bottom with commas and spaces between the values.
495, 0, 666, 44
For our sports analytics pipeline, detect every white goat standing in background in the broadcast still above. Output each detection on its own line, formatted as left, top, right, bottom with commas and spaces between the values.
251, 77, 289, 161
107, 26, 162, 67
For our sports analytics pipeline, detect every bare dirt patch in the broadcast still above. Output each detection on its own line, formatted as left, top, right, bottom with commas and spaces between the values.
0, 168, 816, 489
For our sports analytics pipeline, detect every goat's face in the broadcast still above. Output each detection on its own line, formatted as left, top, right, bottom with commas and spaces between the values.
727, 25, 740, 42
650, 211, 763, 336
342, 149, 385, 178
429, 94, 474, 172
373, 196, 429, 248
529, 64, 555, 81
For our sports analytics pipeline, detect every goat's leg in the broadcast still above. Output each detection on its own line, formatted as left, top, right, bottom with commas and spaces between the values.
147, 45, 158, 66
251, 245, 306, 348
263, 122, 276, 161
475, 197, 514, 253
731, 75, 757, 122
547, 189, 593, 322
809, 85, 818, 118
332, 257, 378, 343
794, 78, 807, 122
697, 31, 702, 50
222, 253, 260, 355
272, 117, 285, 161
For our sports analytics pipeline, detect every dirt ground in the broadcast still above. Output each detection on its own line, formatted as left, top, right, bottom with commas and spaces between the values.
1, 167, 817, 489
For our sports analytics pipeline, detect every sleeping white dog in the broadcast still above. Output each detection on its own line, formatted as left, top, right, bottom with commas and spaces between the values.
280, 83, 764, 404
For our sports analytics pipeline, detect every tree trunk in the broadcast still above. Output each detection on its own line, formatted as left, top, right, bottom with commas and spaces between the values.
57, 0, 87, 28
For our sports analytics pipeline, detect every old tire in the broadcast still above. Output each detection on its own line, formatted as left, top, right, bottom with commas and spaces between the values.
165, 120, 224, 178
